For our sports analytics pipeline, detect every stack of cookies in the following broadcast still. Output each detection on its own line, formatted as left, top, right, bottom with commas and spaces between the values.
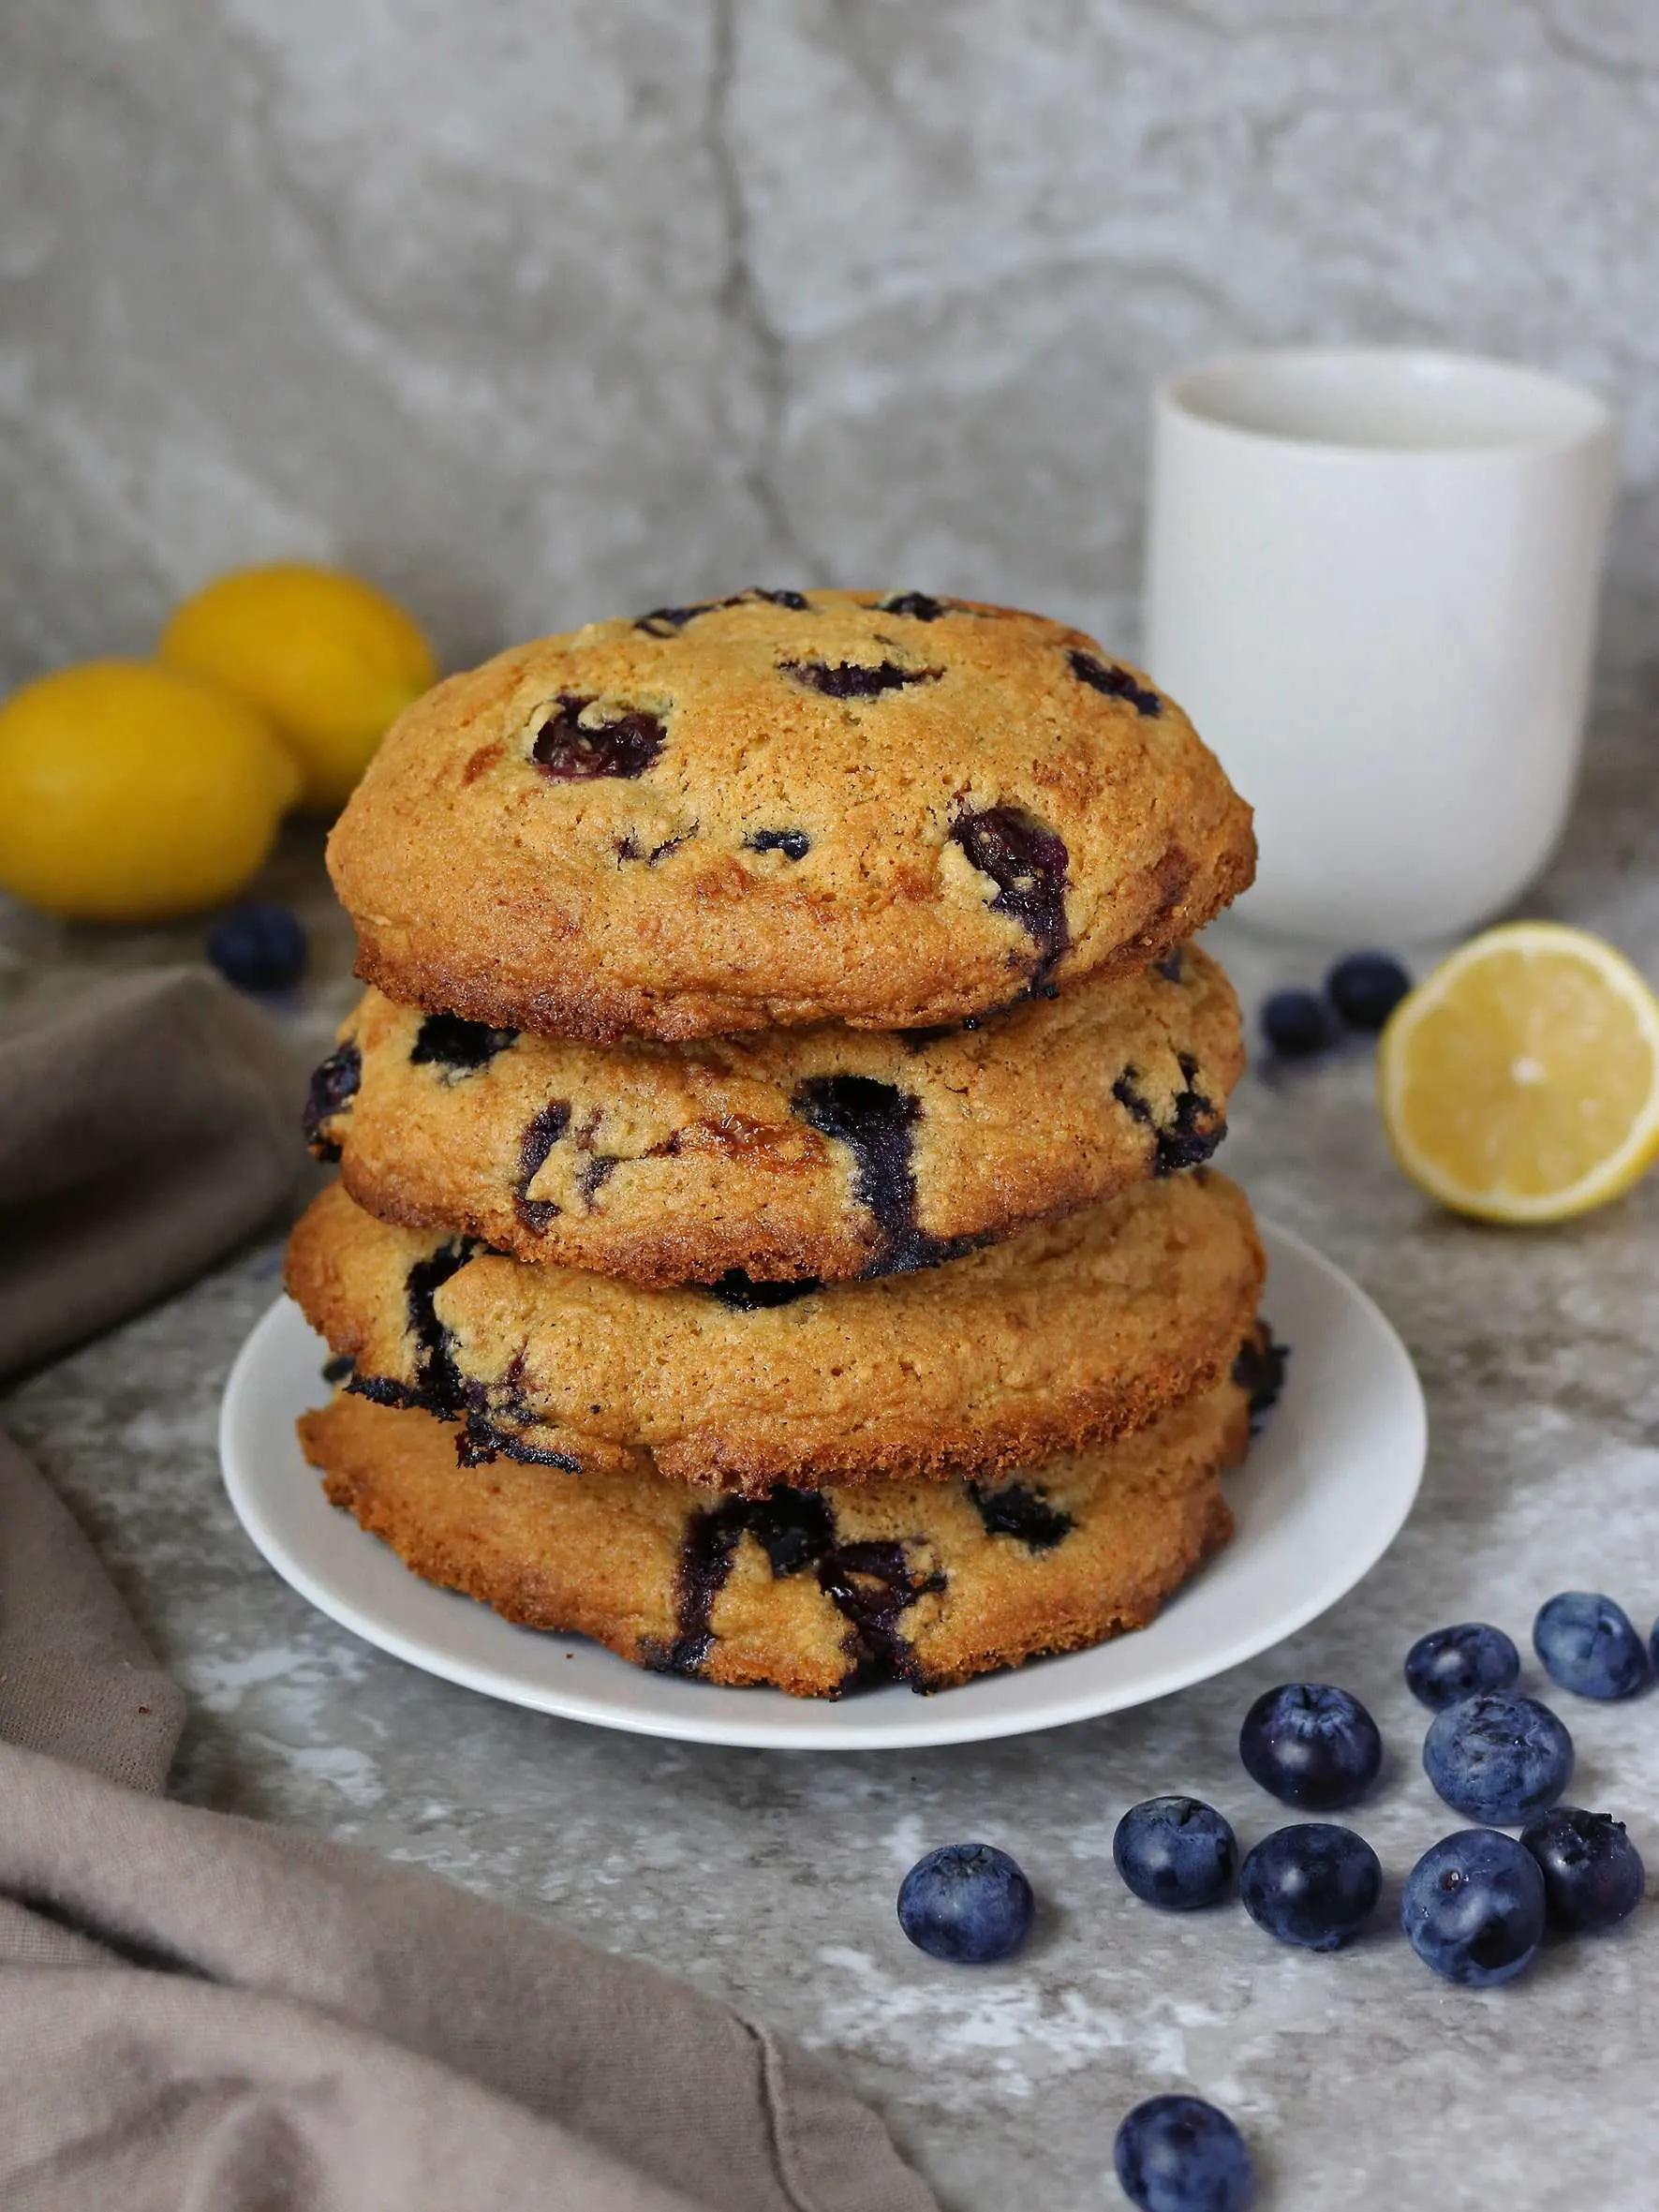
289, 589, 1275, 1696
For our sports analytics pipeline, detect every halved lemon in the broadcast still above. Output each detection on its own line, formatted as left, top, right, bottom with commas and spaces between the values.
1378, 922, 1659, 1224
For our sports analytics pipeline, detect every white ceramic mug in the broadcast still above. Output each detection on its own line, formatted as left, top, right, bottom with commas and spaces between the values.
1144, 348, 1616, 944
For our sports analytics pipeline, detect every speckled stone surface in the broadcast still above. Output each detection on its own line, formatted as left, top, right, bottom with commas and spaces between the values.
5, 3, 1659, 2201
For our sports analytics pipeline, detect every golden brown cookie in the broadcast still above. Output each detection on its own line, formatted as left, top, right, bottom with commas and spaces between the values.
327, 589, 1254, 1041
303, 943, 1242, 1284
285, 1170, 1265, 1495
300, 1343, 1268, 1694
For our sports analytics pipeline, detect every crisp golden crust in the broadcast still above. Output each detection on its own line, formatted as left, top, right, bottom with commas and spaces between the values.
306, 945, 1242, 1284
300, 1372, 1250, 1697
327, 590, 1254, 1040
284, 1170, 1265, 1495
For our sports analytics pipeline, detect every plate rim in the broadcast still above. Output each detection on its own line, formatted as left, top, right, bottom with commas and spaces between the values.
218, 1218, 1427, 1751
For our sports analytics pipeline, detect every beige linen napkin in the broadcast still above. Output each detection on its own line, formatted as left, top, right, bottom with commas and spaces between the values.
0, 967, 301, 1382
0, 968, 937, 2212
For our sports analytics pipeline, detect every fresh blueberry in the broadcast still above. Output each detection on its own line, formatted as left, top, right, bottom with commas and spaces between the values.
1532, 1591, 1650, 1701
1404, 1622, 1521, 1710
1113, 2094, 1253, 2212
1422, 1692, 1574, 1825
896, 1843, 1034, 1964
1238, 1823, 1381, 1952
1400, 1829, 1546, 1985
1326, 951, 1412, 1032
1238, 1683, 1382, 1811
1519, 1807, 1646, 1933
1113, 1797, 1237, 1912
206, 901, 307, 993
1260, 988, 1333, 1061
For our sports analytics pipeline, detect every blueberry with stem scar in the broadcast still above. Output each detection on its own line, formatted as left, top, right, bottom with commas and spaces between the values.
896, 1844, 1034, 1963
1239, 1683, 1382, 1811
1401, 1829, 1545, 1986
1533, 1591, 1650, 1700
1113, 1797, 1237, 1912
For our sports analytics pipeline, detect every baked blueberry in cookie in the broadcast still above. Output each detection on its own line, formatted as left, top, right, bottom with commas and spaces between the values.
1069, 647, 1162, 719
408, 1013, 518, 1073
704, 1271, 823, 1312
779, 659, 941, 698
950, 807, 1070, 989
878, 591, 952, 621
513, 1100, 571, 1232
530, 695, 666, 780
967, 1479, 1074, 1551
302, 1040, 361, 1159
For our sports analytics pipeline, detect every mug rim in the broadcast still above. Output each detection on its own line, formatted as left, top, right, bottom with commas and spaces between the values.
1159, 346, 1613, 459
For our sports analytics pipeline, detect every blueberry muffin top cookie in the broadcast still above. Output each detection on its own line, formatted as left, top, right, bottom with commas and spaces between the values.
327, 589, 1255, 1041
285, 1169, 1265, 1495
304, 942, 1243, 1284
303, 1351, 1261, 1696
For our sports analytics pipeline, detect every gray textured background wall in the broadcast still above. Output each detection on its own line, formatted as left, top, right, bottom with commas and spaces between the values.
5, 0, 1659, 709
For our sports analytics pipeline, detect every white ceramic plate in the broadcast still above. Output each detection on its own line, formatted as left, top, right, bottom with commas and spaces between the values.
219, 1222, 1425, 1750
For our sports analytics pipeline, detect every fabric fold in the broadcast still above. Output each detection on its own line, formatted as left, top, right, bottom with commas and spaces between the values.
0, 965, 304, 1384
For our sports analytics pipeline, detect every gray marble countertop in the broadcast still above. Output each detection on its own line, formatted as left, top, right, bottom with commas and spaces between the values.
4, 726, 1656, 2210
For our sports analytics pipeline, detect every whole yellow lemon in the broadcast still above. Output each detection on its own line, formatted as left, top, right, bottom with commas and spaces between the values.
0, 660, 300, 923
159, 562, 437, 810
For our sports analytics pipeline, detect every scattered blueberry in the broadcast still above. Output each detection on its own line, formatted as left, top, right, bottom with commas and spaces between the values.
1533, 1591, 1651, 1701
1519, 1807, 1646, 1934
1404, 1622, 1521, 1711
1400, 1829, 1546, 1986
1238, 1683, 1382, 1810
206, 901, 307, 993
896, 1843, 1035, 1964
1422, 1692, 1574, 1825
1260, 988, 1333, 1061
1113, 2094, 1253, 2212
1113, 1797, 1237, 1912
1326, 951, 1412, 1032
1238, 1823, 1382, 1952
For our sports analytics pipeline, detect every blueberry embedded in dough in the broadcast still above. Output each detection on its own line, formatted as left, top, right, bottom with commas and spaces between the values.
514, 1100, 571, 1232
408, 1012, 518, 1075
778, 659, 941, 699
966, 1479, 1075, 1551
529, 693, 666, 779
402, 1243, 476, 1416
745, 827, 811, 860
1068, 647, 1162, 719
703, 1271, 822, 1312
877, 591, 952, 621
949, 807, 1071, 987
303, 1038, 362, 1158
